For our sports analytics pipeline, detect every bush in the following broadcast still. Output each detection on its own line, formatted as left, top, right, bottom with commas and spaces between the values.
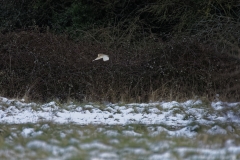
1, 0, 239, 42
0, 0, 239, 102
0, 31, 239, 102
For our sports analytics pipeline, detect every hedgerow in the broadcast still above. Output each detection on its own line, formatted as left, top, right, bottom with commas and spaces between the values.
0, 0, 239, 102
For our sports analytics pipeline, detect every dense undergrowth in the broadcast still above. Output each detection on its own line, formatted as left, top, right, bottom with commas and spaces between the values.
0, 0, 239, 102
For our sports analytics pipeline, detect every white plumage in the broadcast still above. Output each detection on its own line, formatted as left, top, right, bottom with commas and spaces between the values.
93, 54, 109, 61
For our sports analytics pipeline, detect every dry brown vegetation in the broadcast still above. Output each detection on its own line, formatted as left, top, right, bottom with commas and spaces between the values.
0, 0, 239, 102
0, 29, 239, 102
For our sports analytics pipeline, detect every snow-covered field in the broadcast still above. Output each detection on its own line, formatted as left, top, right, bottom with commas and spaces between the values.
0, 96, 240, 160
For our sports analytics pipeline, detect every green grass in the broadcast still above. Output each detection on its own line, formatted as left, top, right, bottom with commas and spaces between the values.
0, 97, 240, 159
0, 122, 240, 159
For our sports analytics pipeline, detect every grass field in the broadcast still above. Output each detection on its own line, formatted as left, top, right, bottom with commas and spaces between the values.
0, 97, 240, 160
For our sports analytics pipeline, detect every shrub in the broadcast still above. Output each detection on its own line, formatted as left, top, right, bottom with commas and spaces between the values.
0, 0, 239, 102
0, 31, 239, 102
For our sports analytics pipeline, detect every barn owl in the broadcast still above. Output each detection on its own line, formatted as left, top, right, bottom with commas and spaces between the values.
93, 54, 109, 61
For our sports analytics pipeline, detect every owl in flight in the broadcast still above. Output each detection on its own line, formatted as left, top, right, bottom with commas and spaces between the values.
93, 54, 109, 61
